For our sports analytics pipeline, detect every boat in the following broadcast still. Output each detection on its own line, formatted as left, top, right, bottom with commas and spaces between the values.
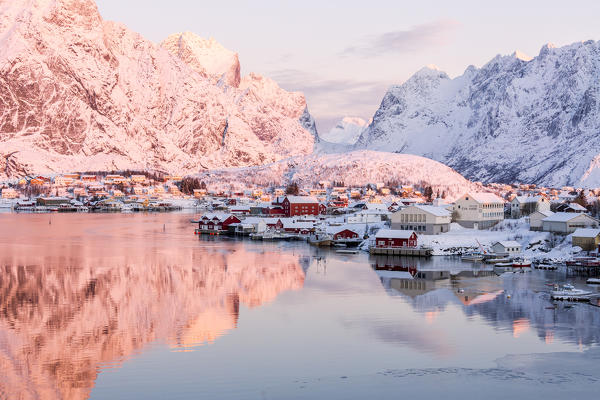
512, 259, 532, 268
484, 257, 512, 264
336, 249, 359, 254
551, 284, 593, 301
461, 252, 484, 262
534, 263, 558, 270
494, 262, 530, 274
308, 232, 333, 247
586, 278, 600, 285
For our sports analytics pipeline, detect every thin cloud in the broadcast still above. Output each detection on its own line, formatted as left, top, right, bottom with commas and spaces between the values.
269, 69, 391, 131
342, 19, 460, 57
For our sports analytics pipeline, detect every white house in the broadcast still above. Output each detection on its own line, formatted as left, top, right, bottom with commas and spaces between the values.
491, 241, 522, 256
453, 192, 505, 229
542, 212, 599, 234
529, 210, 554, 231
510, 196, 550, 218
347, 209, 390, 224
390, 205, 451, 235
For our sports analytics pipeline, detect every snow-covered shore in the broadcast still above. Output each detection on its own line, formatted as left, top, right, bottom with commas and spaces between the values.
419, 219, 578, 261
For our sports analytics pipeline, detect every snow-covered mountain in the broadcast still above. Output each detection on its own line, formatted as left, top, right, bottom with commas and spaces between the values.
320, 117, 368, 145
0, 0, 316, 178
356, 42, 600, 187
195, 150, 479, 201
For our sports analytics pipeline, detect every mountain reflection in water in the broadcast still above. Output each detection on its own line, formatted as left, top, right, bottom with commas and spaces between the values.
0, 214, 305, 400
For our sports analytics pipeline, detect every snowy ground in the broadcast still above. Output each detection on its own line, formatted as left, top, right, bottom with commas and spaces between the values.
418, 219, 577, 261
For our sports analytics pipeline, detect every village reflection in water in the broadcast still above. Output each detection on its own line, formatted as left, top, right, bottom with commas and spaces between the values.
371, 254, 600, 346
1, 214, 600, 399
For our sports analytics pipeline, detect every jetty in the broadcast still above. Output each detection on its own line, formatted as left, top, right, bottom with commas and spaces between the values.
369, 246, 433, 257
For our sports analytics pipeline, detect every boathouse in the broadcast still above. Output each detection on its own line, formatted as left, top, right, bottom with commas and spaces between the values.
374, 229, 417, 248
332, 228, 360, 241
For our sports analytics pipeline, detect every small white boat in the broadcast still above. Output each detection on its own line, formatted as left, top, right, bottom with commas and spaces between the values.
535, 264, 558, 270
308, 232, 333, 247
551, 284, 593, 301
586, 278, 600, 285
494, 262, 530, 275
462, 252, 484, 262
512, 260, 532, 268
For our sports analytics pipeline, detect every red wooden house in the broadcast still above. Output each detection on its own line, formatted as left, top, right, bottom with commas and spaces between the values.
196, 214, 241, 233
374, 229, 417, 248
282, 196, 320, 217
332, 228, 360, 240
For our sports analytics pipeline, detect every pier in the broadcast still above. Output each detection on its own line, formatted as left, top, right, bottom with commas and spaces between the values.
369, 246, 433, 257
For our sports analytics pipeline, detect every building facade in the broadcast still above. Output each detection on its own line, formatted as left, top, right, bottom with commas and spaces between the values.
510, 196, 550, 218
390, 205, 451, 234
374, 229, 418, 248
542, 213, 599, 234
453, 192, 505, 229
282, 196, 320, 217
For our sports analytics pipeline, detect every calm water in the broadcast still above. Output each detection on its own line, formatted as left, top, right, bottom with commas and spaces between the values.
1, 213, 599, 400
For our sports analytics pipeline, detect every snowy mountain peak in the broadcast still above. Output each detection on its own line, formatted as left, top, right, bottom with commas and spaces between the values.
357, 39, 600, 187
413, 65, 449, 79
512, 50, 532, 61
0, 0, 317, 177
320, 117, 368, 145
539, 42, 557, 57
161, 32, 241, 87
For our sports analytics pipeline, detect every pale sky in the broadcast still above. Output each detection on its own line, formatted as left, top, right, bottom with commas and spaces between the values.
96, 0, 600, 132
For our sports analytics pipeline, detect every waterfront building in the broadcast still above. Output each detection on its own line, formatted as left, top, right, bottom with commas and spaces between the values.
390, 205, 451, 234
374, 229, 418, 248
453, 192, 505, 229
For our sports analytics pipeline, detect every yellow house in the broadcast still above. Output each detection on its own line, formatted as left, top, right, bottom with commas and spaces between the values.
571, 228, 600, 251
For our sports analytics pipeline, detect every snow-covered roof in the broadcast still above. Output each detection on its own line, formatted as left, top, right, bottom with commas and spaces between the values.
285, 196, 319, 204
325, 224, 365, 235
533, 210, 554, 217
412, 205, 451, 217
492, 241, 522, 248
513, 195, 546, 204
282, 221, 314, 229
543, 212, 592, 222
567, 203, 587, 211
364, 203, 389, 211
572, 228, 600, 238
375, 229, 415, 239
466, 192, 504, 204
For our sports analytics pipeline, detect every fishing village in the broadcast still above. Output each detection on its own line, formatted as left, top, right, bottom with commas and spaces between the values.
4, 172, 600, 305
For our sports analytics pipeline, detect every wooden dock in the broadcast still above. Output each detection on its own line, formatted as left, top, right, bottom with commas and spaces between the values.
566, 264, 600, 276
369, 246, 433, 257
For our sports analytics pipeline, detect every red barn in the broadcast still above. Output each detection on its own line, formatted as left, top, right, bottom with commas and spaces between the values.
282, 196, 319, 217
374, 229, 417, 248
333, 229, 360, 240
196, 214, 241, 233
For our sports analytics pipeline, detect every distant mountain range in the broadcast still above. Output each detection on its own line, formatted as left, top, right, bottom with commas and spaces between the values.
355, 42, 600, 187
2, 0, 599, 188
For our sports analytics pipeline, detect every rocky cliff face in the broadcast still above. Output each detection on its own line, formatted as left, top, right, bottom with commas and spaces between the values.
161, 32, 241, 88
0, 0, 316, 178
356, 42, 600, 187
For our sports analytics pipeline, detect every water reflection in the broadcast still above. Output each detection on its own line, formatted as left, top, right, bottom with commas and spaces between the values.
372, 255, 600, 347
0, 214, 305, 400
